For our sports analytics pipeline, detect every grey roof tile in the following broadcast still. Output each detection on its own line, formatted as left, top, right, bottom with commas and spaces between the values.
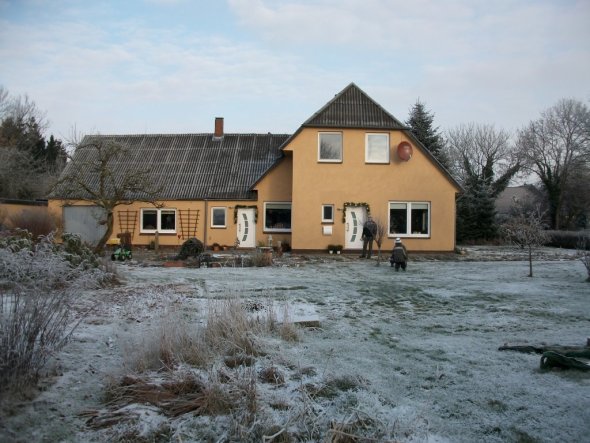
302, 83, 406, 130
51, 133, 290, 201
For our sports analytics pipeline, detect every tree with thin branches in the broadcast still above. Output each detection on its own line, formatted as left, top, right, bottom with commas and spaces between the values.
52, 136, 162, 253
372, 217, 387, 266
517, 98, 590, 230
447, 123, 520, 241
501, 201, 549, 277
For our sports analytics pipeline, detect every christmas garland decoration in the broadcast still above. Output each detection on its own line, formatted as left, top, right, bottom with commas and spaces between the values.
341, 202, 370, 223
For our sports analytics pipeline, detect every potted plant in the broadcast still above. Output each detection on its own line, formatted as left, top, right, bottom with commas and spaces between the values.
334, 245, 343, 254
211, 242, 221, 251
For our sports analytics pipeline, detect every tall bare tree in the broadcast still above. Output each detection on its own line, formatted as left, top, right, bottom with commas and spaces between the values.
517, 99, 590, 230
447, 123, 520, 241
52, 136, 162, 253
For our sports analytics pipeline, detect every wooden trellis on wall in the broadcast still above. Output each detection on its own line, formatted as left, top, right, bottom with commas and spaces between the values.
178, 209, 200, 240
117, 209, 137, 237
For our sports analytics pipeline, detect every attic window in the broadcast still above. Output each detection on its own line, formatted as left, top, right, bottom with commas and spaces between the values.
366, 133, 389, 163
318, 132, 342, 162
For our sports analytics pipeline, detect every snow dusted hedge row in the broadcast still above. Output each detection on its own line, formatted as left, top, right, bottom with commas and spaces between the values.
545, 230, 590, 250
0, 231, 117, 394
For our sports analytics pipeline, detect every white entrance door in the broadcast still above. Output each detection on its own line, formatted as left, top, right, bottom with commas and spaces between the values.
345, 206, 367, 250
237, 208, 256, 248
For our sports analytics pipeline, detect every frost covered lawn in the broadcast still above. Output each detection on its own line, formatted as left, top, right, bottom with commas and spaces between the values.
1, 247, 589, 442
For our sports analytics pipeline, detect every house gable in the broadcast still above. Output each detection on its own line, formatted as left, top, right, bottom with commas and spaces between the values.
302, 82, 406, 130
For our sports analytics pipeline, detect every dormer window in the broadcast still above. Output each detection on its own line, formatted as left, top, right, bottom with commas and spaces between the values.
318, 132, 342, 162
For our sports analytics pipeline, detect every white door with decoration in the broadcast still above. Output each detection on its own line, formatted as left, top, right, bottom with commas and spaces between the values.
345, 206, 367, 250
237, 208, 256, 248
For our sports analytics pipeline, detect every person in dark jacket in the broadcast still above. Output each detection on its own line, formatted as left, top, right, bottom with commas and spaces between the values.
390, 237, 408, 271
360, 216, 377, 258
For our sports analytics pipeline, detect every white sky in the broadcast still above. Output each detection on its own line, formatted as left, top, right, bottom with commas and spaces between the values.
1, 0, 589, 140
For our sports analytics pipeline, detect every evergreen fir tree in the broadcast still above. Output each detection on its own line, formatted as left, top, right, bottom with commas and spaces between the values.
406, 100, 449, 168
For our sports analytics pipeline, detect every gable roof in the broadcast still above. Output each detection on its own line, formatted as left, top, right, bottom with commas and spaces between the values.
302, 82, 406, 130
51, 133, 290, 201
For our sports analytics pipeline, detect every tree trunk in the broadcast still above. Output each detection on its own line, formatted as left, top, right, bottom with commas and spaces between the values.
94, 210, 114, 254
528, 245, 533, 277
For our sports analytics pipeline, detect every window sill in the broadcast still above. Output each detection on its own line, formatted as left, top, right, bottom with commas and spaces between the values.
139, 232, 178, 236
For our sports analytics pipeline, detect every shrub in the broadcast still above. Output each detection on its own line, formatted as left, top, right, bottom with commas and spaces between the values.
248, 250, 273, 267
545, 230, 590, 249
0, 233, 116, 394
176, 237, 204, 259
9, 209, 56, 239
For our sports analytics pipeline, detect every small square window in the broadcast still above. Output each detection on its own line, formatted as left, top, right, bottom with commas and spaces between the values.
159, 209, 176, 233
366, 133, 389, 163
322, 204, 334, 223
141, 209, 158, 232
319, 132, 342, 162
211, 207, 227, 228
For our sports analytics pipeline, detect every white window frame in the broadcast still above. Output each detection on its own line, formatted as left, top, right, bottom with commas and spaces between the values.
140, 208, 177, 234
211, 207, 227, 228
365, 133, 390, 164
322, 204, 334, 223
388, 201, 430, 238
318, 132, 343, 163
264, 202, 292, 233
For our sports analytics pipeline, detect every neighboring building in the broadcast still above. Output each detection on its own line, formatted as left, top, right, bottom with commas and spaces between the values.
495, 185, 540, 221
49, 83, 461, 252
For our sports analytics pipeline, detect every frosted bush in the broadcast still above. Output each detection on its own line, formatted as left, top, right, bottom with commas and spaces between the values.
0, 232, 116, 393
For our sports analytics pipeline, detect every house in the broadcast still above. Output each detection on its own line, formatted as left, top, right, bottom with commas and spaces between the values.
49, 83, 461, 252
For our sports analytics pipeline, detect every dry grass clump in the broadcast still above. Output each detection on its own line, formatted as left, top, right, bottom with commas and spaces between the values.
259, 366, 285, 385
249, 250, 273, 267
204, 296, 265, 357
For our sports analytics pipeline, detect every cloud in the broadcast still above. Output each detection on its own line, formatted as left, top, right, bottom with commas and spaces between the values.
0, 14, 335, 137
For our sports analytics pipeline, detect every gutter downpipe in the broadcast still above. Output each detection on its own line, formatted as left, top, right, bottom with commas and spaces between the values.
204, 199, 208, 250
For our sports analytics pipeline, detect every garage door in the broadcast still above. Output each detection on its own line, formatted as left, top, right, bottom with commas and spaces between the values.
63, 206, 107, 246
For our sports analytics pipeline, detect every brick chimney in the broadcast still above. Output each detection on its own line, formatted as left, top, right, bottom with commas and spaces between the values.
214, 117, 224, 138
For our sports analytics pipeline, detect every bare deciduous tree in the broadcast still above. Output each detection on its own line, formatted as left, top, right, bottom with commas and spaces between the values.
52, 136, 162, 253
517, 99, 590, 230
502, 202, 550, 277
446, 123, 520, 240
372, 217, 388, 266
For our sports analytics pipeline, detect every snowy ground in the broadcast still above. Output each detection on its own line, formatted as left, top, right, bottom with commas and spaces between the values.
1, 246, 589, 442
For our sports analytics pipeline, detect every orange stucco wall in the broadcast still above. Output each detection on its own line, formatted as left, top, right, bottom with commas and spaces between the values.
0, 201, 50, 229
48, 132, 457, 252
282, 128, 459, 252
253, 156, 293, 248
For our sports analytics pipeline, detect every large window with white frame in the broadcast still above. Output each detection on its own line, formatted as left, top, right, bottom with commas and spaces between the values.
264, 202, 292, 232
389, 202, 430, 237
365, 133, 389, 163
140, 208, 177, 234
322, 204, 334, 223
211, 207, 227, 228
318, 132, 342, 162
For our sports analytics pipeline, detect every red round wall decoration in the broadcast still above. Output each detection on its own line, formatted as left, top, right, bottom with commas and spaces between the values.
397, 141, 413, 161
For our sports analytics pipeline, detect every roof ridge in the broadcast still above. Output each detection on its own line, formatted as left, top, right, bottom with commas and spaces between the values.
301, 82, 406, 129
86, 132, 292, 138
